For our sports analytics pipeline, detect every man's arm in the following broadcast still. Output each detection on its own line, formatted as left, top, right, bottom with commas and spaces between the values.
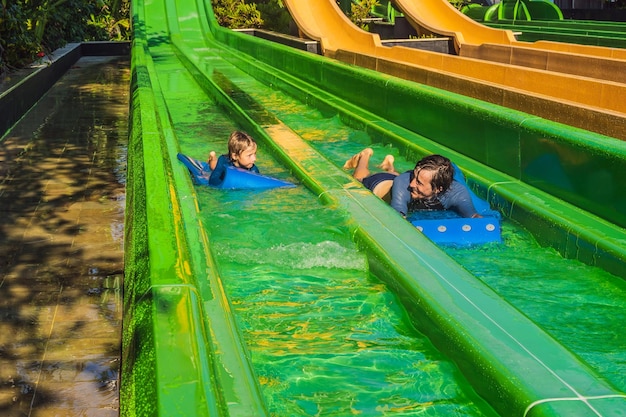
390, 172, 412, 216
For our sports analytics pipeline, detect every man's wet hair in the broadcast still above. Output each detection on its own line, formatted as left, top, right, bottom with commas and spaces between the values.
414, 154, 454, 193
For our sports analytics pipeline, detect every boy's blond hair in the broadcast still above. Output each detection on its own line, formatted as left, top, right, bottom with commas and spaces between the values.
228, 131, 256, 159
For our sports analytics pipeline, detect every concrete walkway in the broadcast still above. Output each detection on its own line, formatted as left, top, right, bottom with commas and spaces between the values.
0, 56, 128, 417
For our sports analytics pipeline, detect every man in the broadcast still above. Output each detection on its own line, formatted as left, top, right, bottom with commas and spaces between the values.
345, 148, 481, 218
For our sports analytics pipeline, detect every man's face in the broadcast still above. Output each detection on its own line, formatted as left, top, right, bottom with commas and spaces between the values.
409, 168, 436, 199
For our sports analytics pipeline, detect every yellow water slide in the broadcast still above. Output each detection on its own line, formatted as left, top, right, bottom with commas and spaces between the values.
285, 0, 383, 54
282, 0, 626, 140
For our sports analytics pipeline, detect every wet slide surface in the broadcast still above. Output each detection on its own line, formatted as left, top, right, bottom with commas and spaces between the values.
127, 0, 626, 415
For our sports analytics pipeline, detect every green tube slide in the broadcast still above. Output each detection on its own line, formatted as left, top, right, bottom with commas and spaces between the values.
485, 21, 626, 48
469, 0, 626, 48
123, 0, 626, 415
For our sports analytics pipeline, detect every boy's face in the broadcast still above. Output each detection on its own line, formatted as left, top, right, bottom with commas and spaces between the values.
409, 168, 436, 199
233, 144, 257, 169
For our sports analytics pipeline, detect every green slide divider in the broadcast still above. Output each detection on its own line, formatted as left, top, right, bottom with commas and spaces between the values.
124, 36, 224, 417
125, 0, 626, 414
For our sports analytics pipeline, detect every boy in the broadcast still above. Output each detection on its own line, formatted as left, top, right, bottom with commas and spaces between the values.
208, 131, 259, 187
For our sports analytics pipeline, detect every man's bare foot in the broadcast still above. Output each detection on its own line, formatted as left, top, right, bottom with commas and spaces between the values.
343, 148, 373, 170
378, 154, 397, 174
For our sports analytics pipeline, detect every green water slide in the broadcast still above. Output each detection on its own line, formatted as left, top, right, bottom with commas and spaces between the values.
483, 0, 563, 21
485, 19, 626, 48
463, 0, 626, 48
124, 0, 626, 415
371, 0, 403, 23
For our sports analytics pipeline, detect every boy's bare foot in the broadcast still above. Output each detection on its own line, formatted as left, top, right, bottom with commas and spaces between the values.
208, 151, 217, 169
378, 154, 396, 173
343, 148, 373, 170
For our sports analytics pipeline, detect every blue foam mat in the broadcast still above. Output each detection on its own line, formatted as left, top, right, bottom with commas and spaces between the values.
177, 153, 295, 189
409, 164, 502, 245
411, 216, 501, 245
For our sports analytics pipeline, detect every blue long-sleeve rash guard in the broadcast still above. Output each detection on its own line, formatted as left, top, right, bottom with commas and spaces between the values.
209, 154, 259, 187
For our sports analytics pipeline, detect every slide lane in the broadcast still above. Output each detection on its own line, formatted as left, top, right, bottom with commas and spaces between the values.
124, 0, 626, 416
282, 0, 626, 140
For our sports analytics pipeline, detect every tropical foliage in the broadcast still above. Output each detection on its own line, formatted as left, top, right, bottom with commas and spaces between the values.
211, 0, 377, 33
0, 0, 130, 77
253, 0, 291, 33
211, 0, 263, 29
348, 0, 379, 30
